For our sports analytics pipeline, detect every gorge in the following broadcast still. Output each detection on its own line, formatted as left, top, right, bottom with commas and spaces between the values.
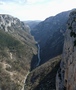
23, 43, 41, 90
0, 9, 76, 90
24, 9, 76, 90
30, 10, 70, 65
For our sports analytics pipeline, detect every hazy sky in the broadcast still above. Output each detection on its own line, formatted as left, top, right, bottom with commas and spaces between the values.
0, 0, 76, 21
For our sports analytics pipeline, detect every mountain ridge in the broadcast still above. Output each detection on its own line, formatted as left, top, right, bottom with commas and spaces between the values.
25, 55, 61, 90
31, 10, 71, 65
0, 14, 37, 90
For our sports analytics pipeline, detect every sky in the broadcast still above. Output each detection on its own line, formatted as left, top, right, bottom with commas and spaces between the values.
0, 0, 76, 21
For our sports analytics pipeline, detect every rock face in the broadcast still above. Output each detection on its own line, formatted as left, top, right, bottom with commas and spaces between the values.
0, 14, 27, 32
56, 9, 76, 90
0, 14, 37, 90
31, 10, 70, 65
0, 14, 30, 32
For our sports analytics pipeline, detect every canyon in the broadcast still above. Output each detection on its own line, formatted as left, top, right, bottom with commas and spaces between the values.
0, 9, 76, 90
25, 9, 76, 90
30, 10, 70, 65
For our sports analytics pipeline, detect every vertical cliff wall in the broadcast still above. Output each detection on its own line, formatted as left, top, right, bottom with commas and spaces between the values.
56, 9, 76, 90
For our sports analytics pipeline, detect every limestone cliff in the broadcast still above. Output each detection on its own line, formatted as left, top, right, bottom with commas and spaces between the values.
0, 14, 37, 90
0, 14, 30, 32
56, 9, 76, 90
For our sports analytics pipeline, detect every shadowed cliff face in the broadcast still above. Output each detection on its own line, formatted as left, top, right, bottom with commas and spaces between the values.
56, 9, 76, 90
31, 10, 70, 65
24, 55, 61, 90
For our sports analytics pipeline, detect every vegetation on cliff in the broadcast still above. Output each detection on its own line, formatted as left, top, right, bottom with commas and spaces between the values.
0, 15, 37, 90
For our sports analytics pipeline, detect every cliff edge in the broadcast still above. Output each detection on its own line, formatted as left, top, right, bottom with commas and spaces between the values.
56, 9, 76, 90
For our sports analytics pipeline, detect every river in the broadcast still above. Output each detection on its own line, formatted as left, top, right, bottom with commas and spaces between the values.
36, 44, 41, 66
22, 44, 41, 90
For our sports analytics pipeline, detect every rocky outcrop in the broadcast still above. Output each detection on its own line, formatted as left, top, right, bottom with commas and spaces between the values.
0, 14, 30, 32
56, 9, 76, 90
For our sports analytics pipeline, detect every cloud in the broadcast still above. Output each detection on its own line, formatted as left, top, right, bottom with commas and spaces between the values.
0, 0, 27, 5
0, 1, 5, 5
26, 0, 51, 5
0, 0, 76, 20
0, 3, 3, 5
27, 0, 45, 3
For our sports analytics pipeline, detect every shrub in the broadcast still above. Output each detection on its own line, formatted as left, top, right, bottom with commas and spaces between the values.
74, 40, 76, 46
68, 26, 72, 30
70, 31, 76, 37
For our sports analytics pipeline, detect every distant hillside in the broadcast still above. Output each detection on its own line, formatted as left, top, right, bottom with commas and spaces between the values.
25, 55, 61, 90
25, 20, 41, 30
31, 10, 71, 64
0, 14, 37, 90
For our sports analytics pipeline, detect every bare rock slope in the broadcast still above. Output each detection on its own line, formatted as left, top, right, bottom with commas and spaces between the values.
0, 14, 37, 90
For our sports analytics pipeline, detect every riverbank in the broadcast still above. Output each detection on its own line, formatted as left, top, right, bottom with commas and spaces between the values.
23, 43, 41, 90
36, 44, 41, 66
22, 71, 30, 90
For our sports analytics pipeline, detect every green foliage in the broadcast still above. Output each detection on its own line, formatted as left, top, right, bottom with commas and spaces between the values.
74, 40, 76, 46
0, 69, 21, 90
25, 55, 61, 90
70, 31, 76, 37
70, 30, 76, 46
0, 30, 20, 50
63, 86, 66, 90
0, 30, 31, 57
68, 26, 72, 30
0, 30, 35, 89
